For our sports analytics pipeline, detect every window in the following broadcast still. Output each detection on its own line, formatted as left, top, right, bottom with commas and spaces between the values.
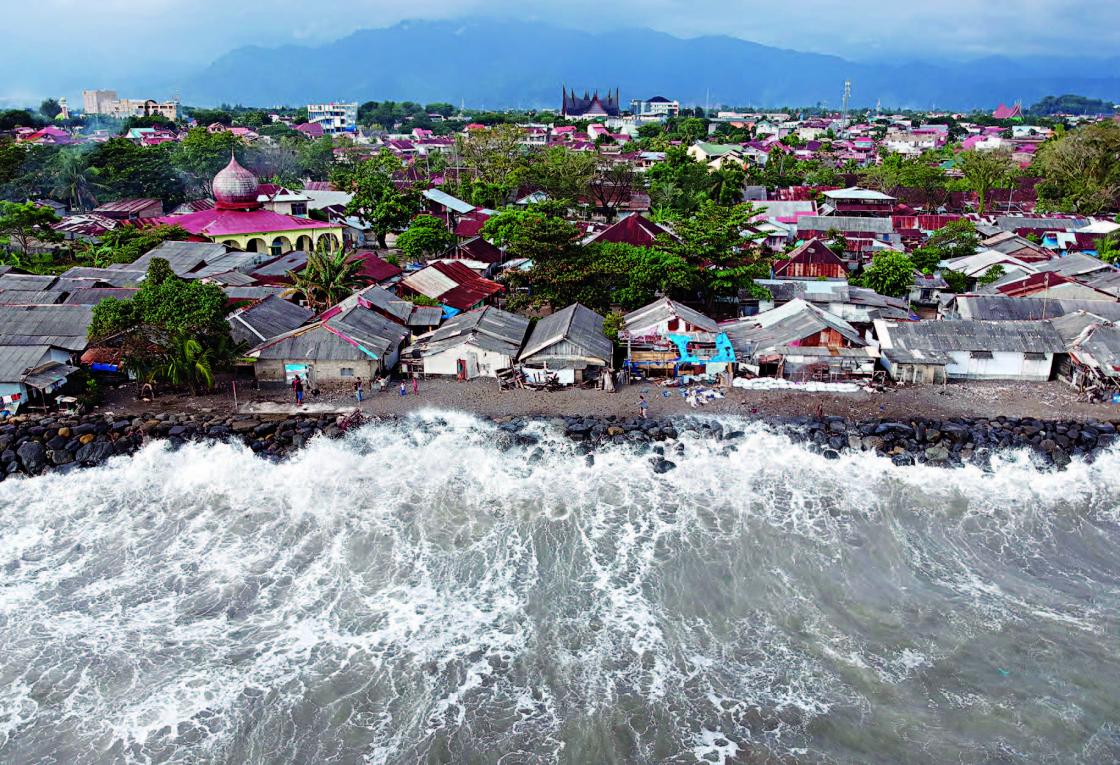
339, 368, 354, 377
969, 350, 993, 359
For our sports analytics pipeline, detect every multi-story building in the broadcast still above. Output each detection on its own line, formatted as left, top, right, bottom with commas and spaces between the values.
630, 95, 680, 118
82, 90, 177, 120
307, 102, 358, 135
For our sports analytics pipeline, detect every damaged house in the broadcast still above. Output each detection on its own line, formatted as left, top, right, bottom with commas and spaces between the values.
723, 298, 875, 380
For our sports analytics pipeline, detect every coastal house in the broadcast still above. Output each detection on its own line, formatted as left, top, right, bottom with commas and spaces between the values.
0, 304, 93, 412
1051, 312, 1120, 395
723, 299, 874, 379
518, 303, 613, 385
226, 295, 315, 346
619, 298, 726, 377
247, 303, 410, 385
875, 318, 1065, 382
401, 306, 530, 379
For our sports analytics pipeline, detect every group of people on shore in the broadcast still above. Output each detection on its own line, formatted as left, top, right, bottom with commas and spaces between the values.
289, 375, 420, 407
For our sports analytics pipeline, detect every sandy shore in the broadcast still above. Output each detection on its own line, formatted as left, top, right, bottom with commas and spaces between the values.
100, 378, 1120, 424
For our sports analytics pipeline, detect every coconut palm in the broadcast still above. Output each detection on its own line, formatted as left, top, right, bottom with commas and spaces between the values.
49, 149, 101, 212
282, 245, 364, 312
159, 334, 214, 394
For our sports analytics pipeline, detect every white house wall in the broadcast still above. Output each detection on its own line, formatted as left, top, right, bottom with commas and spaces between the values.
944, 351, 1053, 381
422, 344, 515, 378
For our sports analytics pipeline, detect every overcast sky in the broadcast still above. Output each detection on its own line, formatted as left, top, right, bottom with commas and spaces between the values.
4, 0, 1117, 102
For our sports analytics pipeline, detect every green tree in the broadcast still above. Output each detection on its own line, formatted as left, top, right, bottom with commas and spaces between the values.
958, 149, 1017, 215
910, 219, 979, 273
39, 98, 61, 120
707, 163, 746, 206
1033, 121, 1120, 214
158, 333, 215, 394
0, 200, 62, 253
297, 136, 335, 180
395, 215, 456, 262
341, 151, 421, 248
646, 147, 712, 215
87, 139, 184, 204
85, 224, 189, 267
660, 200, 768, 310
977, 264, 1006, 286
856, 251, 916, 297
941, 269, 969, 294
480, 207, 582, 264
49, 149, 101, 211
281, 247, 365, 311
452, 124, 525, 206
520, 146, 596, 206
172, 127, 243, 195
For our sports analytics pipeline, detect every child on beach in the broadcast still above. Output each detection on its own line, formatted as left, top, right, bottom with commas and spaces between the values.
639, 394, 649, 418
293, 375, 304, 406
355, 377, 364, 403
412, 376, 419, 395
399, 382, 407, 397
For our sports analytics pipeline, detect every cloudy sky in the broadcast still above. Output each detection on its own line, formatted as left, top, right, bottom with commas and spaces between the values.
4, 0, 1116, 102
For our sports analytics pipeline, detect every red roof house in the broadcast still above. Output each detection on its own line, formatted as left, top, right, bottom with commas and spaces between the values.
773, 239, 848, 279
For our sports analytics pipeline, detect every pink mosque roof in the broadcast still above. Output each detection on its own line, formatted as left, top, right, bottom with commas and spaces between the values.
154, 155, 336, 238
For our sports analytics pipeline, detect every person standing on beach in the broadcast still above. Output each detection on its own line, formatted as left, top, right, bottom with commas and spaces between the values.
639, 394, 649, 418
399, 381, 407, 397
412, 376, 419, 396
293, 375, 304, 406
355, 377, 364, 403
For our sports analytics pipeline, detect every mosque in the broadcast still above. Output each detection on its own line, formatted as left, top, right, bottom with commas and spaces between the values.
156, 154, 344, 255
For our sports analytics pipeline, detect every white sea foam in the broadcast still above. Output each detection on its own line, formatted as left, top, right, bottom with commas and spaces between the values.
0, 413, 1118, 763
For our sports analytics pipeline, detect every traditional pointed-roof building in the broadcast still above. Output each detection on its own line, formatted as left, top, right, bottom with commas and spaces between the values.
154, 154, 344, 256
561, 87, 621, 118
993, 103, 1023, 120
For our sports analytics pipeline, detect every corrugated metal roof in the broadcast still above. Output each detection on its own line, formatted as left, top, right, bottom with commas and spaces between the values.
520, 304, 612, 363
422, 188, 475, 215
723, 299, 863, 357
0, 345, 53, 383
63, 288, 138, 305
0, 290, 64, 305
880, 319, 1065, 353
0, 274, 57, 290
956, 295, 1120, 322
0, 305, 92, 350
60, 267, 145, 287
797, 216, 894, 235
131, 241, 228, 275
227, 295, 315, 345
622, 298, 717, 335
408, 306, 529, 358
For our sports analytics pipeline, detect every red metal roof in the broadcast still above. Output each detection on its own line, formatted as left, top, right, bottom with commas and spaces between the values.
152, 208, 335, 238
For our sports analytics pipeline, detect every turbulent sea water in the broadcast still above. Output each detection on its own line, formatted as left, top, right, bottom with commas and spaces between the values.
1, 412, 1119, 765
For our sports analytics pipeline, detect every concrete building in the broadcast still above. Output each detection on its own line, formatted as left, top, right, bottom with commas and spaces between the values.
630, 96, 680, 118
82, 90, 178, 120
307, 102, 358, 135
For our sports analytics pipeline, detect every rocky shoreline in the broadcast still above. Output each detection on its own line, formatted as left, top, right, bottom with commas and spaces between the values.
1, 409, 1116, 479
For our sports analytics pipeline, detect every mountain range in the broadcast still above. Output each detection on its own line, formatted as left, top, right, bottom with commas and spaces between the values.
177, 18, 1120, 111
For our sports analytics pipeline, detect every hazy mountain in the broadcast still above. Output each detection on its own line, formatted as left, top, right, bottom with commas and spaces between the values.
178, 18, 1120, 110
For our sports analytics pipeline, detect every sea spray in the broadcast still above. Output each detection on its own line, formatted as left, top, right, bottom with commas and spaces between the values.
1, 412, 1118, 764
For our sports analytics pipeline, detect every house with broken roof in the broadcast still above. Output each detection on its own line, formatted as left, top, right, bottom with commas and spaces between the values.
750, 279, 910, 326
0, 304, 93, 412
1050, 312, 1120, 395
326, 285, 443, 339
723, 299, 875, 379
518, 304, 613, 385
619, 298, 729, 377
874, 318, 1065, 382
247, 303, 411, 385
401, 306, 529, 379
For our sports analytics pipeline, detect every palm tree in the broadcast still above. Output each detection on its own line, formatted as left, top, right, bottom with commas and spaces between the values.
49, 149, 101, 212
159, 334, 214, 395
282, 246, 364, 312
